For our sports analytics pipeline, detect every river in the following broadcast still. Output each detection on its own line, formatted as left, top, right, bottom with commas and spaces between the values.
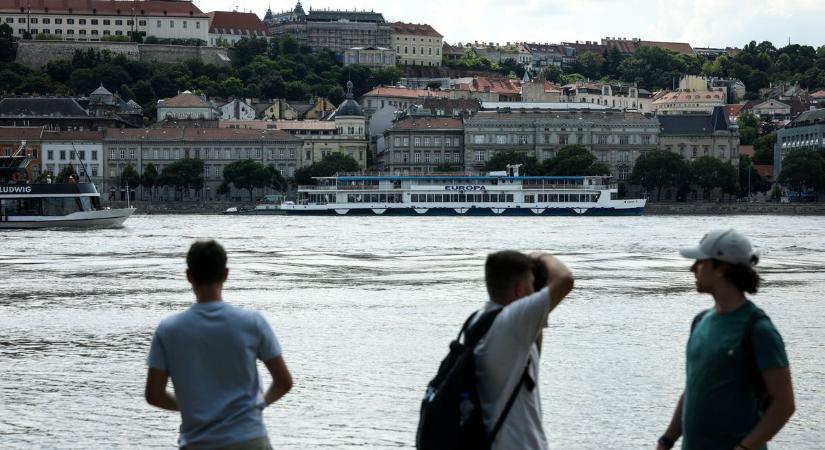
1, 215, 823, 449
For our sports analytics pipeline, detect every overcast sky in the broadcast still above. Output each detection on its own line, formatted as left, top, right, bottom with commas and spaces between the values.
195, 0, 825, 50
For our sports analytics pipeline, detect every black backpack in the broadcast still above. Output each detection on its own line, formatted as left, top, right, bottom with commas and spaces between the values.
690, 306, 770, 409
416, 308, 532, 450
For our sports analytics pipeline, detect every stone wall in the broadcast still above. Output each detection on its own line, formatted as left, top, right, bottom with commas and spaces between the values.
16, 41, 230, 70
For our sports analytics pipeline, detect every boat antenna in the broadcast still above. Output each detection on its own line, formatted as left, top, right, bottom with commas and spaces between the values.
70, 142, 93, 183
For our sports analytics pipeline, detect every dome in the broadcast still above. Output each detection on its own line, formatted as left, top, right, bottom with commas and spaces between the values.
335, 81, 364, 117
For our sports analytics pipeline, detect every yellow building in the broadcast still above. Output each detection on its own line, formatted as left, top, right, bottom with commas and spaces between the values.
392, 22, 443, 67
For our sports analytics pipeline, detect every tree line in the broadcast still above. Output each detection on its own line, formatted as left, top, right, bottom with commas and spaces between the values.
0, 27, 400, 124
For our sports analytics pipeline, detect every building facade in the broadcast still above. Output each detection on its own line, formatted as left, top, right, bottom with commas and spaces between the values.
560, 82, 652, 113
379, 116, 464, 173
343, 46, 396, 69
773, 108, 825, 180
268, 3, 391, 55
103, 128, 302, 199
652, 89, 726, 115
0, 126, 43, 180
359, 86, 449, 116
220, 99, 256, 121
207, 11, 268, 47
41, 130, 105, 187
391, 22, 442, 67
463, 110, 660, 180
0, 0, 208, 43
0, 86, 142, 130
658, 107, 740, 163
156, 92, 221, 121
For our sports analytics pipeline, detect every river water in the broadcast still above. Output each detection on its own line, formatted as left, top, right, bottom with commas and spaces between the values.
0, 215, 823, 449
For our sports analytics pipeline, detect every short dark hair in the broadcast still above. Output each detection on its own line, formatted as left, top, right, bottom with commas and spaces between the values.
485, 250, 533, 300
187, 240, 227, 284
712, 255, 761, 294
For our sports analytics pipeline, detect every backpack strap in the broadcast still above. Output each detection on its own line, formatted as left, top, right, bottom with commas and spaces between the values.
489, 359, 533, 443
461, 308, 504, 348
742, 307, 770, 397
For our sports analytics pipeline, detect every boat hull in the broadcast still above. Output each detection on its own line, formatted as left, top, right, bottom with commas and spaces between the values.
277, 205, 645, 216
0, 207, 136, 229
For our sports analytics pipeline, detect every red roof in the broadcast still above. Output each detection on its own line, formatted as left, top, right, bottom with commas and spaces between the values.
103, 128, 299, 142
0, 126, 45, 141
391, 22, 442, 38
753, 165, 774, 179
739, 145, 754, 157
208, 11, 268, 36
0, 0, 207, 18
810, 89, 825, 99
42, 130, 104, 141
457, 77, 521, 95
389, 117, 463, 131
725, 104, 745, 117
639, 40, 694, 55
362, 86, 449, 100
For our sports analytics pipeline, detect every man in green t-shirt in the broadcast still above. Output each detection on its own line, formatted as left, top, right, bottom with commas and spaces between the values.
656, 229, 795, 450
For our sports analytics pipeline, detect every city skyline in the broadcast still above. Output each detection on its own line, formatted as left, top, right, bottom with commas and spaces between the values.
196, 0, 825, 50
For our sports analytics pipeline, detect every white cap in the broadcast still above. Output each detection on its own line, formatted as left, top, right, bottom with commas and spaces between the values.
679, 229, 755, 265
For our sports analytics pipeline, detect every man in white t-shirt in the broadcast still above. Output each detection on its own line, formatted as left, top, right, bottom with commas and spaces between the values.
473, 251, 574, 450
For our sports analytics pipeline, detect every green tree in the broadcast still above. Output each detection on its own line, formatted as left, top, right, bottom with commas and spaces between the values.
737, 112, 758, 145
17, 73, 52, 94
617, 46, 687, 91
543, 145, 610, 176
738, 155, 771, 197
0, 23, 15, 62
752, 133, 776, 165
294, 153, 360, 185
141, 163, 159, 201
0, 69, 22, 92
629, 150, 688, 200
55, 164, 78, 183
573, 51, 604, 80
690, 157, 738, 200
223, 159, 271, 201
267, 164, 287, 192
158, 158, 205, 201
484, 151, 542, 175
778, 149, 825, 194
120, 164, 141, 188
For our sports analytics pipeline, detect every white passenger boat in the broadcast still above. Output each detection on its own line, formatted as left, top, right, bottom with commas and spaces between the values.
279, 166, 645, 216
1, 151, 134, 229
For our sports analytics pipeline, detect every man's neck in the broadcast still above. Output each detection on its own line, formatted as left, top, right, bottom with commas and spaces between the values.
712, 285, 747, 313
194, 287, 223, 303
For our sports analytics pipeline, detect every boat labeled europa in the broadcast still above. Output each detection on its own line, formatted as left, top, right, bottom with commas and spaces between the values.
279, 166, 645, 216
1, 146, 134, 229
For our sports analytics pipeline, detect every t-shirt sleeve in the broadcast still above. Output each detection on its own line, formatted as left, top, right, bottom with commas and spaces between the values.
495, 287, 551, 348
256, 313, 283, 361
146, 327, 168, 372
752, 318, 789, 371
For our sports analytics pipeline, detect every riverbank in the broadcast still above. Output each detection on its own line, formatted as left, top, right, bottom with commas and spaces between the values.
109, 201, 825, 215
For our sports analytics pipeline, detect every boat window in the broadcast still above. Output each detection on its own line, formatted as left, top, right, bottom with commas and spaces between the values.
42, 197, 83, 216
79, 196, 93, 211
2, 198, 42, 216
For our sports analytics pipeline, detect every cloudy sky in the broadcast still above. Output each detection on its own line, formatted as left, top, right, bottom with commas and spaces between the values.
196, 0, 825, 49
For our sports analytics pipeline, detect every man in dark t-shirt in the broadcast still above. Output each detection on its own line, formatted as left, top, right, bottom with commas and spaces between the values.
656, 229, 795, 450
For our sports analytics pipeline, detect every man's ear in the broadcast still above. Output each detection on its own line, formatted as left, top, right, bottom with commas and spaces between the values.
222, 268, 229, 282
186, 269, 193, 284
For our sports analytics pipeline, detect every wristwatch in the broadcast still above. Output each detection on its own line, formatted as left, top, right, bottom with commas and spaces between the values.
658, 435, 675, 449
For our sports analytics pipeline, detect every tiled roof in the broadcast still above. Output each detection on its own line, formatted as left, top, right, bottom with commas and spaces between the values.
738, 145, 754, 157
41, 130, 104, 141
208, 11, 268, 36
725, 104, 745, 117
0, 126, 45, 141
271, 120, 336, 131
361, 86, 449, 100
103, 128, 300, 142
159, 93, 213, 109
458, 77, 521, 95
389, 117, 463, 131
753, 165, 774, 179
420, 98, 481, 112
658, 107, 731, 135
442, 42, 465, 56
0, 0, 207, 18
788, 108, 825, 126
639, 40, 694, 55
469, 110, 654, 123
391, 22, 442, 38
0, 97, 90, 117
810, 89, 825, 99
652, 89, 725, 105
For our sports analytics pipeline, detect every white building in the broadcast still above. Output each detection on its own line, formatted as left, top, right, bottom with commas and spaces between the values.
652, 89, 726, 115
157, 91, 221, 121
41, 130, 105, 187
220, 99, 256, 121
207, 10, 268, 47
561, 82, 653, 113
0, 0, 209, 43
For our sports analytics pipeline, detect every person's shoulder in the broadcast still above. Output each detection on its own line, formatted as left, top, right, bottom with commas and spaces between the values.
223, 302, 267, 324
